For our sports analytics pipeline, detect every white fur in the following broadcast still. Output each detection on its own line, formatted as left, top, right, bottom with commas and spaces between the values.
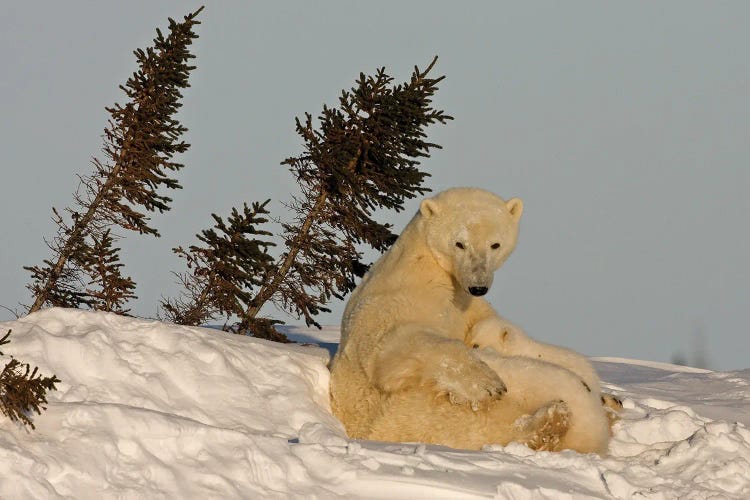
365, 349, 610, 454
469, 316, 602, 397
329, 188, 610, 453
475, 350, 609, 453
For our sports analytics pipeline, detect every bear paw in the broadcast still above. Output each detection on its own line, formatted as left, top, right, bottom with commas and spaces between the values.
601, 393, 624, 430
601, 393, 623, 412
434, 352, 507, 410
514, 400, 571, 452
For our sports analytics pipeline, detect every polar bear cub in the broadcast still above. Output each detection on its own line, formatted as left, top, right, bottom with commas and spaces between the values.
469, 316, 602, 397
367, 349, 611, 453
468, 317, 624, 423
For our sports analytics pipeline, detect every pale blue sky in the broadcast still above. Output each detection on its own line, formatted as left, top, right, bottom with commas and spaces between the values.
2, 2, 748, 369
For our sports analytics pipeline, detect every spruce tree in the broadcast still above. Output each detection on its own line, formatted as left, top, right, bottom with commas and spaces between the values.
26, 6, 203, 314
0, 330, 60, 430
164, 57, 451, 337
160, 201, 281, 338
80, 229, 137, 314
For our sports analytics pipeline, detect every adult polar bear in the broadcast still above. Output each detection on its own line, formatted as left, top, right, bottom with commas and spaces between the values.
329, 188, 610, 453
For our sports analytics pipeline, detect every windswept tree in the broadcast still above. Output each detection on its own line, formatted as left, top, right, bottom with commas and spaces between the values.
26, 6, 203, 314
163, 57, 451, 337
80, 230, 137, 314
0, 330, 60, 430
160, 201, 286, 340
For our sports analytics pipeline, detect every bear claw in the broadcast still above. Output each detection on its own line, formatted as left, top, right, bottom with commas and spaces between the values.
601, 393, 623, 411
487, 385, 506, 397
515, 400, 571, 451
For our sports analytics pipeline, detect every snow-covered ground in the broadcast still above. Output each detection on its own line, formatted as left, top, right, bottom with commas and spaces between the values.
2, 309, 748, 499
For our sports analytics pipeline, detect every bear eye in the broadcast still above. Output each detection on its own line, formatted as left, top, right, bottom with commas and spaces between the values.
455, 242, 465, 250
490, 243, 501, 250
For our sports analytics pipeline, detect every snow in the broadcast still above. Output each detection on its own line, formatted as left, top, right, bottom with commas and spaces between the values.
2, 309, 749, 499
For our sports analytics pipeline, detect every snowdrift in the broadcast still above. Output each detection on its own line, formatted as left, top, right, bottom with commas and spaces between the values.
1, 309, 749, 498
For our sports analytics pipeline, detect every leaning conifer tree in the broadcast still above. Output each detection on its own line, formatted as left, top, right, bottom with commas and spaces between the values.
162, 57, 451, 338
160, 201, 288, 340
25, 6, 203, 314
0, 330, 60, 430
80, 229, 137, 314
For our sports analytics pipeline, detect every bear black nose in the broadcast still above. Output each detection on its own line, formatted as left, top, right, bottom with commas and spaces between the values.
468, 286, 488, 296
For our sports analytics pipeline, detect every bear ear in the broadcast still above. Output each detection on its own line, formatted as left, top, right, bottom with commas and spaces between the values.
506, 198, 523, 222
420, 198, 440, 218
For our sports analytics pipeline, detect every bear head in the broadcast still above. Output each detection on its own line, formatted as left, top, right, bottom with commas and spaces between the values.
419, 188, 523, 297
468, 318, 526, 353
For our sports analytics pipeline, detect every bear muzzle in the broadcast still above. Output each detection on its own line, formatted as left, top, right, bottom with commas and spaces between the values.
468, 286, 488, 297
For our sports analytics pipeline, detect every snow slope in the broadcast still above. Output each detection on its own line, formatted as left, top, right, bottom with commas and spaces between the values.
1, 309, 749, 499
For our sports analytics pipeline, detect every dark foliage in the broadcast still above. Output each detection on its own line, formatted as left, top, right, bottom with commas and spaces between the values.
0, 330, 60, 430
165, 57, 451, 337
26, 6, 203, 314
80, 230, 137, 314
160, 201, 285, 339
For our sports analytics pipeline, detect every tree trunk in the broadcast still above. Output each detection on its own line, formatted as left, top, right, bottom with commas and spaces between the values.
28, 146, 130, 313
242, 190, 328, 322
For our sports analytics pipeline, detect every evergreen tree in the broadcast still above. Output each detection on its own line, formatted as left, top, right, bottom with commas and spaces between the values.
160, 201, 282, 339
81, 229, 137, 314
0, 330, 60, 430
26, 6, 203, 314
165, 57, 451, 337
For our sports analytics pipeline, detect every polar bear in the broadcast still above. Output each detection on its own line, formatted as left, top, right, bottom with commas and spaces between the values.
468, 317, 602, 397
367, 350, 610, 453
469, 317, 624, 420
329, 187, 611, 452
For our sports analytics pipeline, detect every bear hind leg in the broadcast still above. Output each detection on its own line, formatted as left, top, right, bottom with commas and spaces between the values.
513, 400, 571, 452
